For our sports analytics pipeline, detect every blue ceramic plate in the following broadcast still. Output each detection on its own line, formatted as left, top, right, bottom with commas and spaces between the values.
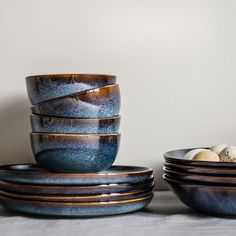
0, 187, 154, 202
0, 164, 153, 185
0, 177, 154, 195
164, 174, 236, 217
0, 194, 153, 216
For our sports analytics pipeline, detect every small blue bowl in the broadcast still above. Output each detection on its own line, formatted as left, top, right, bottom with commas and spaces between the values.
31, 84, 120, 119
26, 74, 116, 105
30, 114, 120, 134
30, 133, 121, 173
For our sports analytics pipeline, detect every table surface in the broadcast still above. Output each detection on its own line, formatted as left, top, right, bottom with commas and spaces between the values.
1, 191, 236, 236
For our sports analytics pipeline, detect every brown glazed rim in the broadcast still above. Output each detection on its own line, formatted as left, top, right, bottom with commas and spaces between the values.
30, 132, 121, 137
0, 187, 154, 201
30, 113, 121, 121
26, 74, 116, 80
0, 193, 153, 206
0, 164, 153, 177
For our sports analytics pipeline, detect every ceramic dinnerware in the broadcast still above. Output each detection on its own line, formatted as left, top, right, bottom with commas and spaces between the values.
31, 84, 120, 118
0, 186, 154, 202
31, 133, 120, 173
0, 164, 153, 185
0, 177, 154, 195
164, 174, 236, 216
0, 194, 153, 216
30, 114, 120, 134
26, 74, 116, 105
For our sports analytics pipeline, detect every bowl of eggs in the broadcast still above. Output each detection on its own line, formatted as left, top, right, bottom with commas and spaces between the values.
163, 144, 236, 217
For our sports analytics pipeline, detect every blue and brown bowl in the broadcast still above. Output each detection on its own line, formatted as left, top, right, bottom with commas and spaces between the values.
30, 133, 121, 173
30, 114, 120, 134
26, 74, 116, 105
164, 174, 236, 217
31, 84, 120, 118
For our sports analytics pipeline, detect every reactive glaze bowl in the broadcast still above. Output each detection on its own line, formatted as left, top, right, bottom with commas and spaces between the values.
30, 133, 121, 173
164, 175, 236, 217
26, 74, 116, 105
0, 187, 153, 202
0, 177, 154, 195
30, 114, 120, 134
0, 164, 153, 185
31, 84, 120, 118
0, 194, 153, 216
165, 162, 236, 176
164, 148, 236, 167
164, 166, 236, 185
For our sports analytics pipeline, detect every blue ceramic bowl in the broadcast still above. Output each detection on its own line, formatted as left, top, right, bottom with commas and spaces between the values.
164, 175, 236, 217
26, 74, 116, 105
30, 114, 120, 134
31, 84, 120, 118
30, 133, 121, 173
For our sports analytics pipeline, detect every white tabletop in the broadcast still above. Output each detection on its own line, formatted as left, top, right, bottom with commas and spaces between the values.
1, 191, 236, 236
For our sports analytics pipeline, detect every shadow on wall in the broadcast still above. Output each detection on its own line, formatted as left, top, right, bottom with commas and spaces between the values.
0, 97, 34, 164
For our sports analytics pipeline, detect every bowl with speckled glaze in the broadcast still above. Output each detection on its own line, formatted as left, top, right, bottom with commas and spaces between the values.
0, 194, 153, 216
30, 114, 120, 134
31, 84, 120, 118
26, 74, 116, 105
164, 174, 236, 217
30, 133, 121, 173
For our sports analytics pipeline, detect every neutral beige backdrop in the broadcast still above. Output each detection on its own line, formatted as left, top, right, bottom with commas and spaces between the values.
0, 0, 236, 189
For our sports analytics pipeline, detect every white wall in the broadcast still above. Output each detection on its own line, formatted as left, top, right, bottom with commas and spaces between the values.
0, 0, 236, 189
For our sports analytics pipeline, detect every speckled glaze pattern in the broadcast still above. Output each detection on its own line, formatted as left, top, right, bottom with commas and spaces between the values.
31, 84, 120, 118
164, 148, 236, 167
30, 114, 120, 134
0, 177, 154, 195
26, 74, 116, 105
0, 164, 153, 185
164, 166, 236, 185
31, 133, 120, 173
165, 162, 236, 176
164, 175, 236, 217
0, 194, 153, 217
0, 187, 154, 202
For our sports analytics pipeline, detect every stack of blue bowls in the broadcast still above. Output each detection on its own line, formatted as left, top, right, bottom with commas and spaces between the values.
26, 74, 121, 173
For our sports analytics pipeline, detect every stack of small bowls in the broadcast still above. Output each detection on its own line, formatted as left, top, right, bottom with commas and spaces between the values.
163, 148, 236, 217
26, 74, 121, 173
0, 74, 154, 217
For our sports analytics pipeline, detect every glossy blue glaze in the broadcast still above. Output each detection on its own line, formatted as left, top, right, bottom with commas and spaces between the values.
30, 114, 120, 134
31, 84, 120, 119
0, 187, 154, 202
164, 176, 236, 217
0, 164, 153, 185
26, 74, 116, 105
0, 194, 153, 216
0, 178, 154, 195
31, 133, 120, 173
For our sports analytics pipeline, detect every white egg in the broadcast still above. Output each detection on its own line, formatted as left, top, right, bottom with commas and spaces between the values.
219, 146, 236, 162
193, 150, 219, 162
184, 149, 209, 160
210, 144, 228, 155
